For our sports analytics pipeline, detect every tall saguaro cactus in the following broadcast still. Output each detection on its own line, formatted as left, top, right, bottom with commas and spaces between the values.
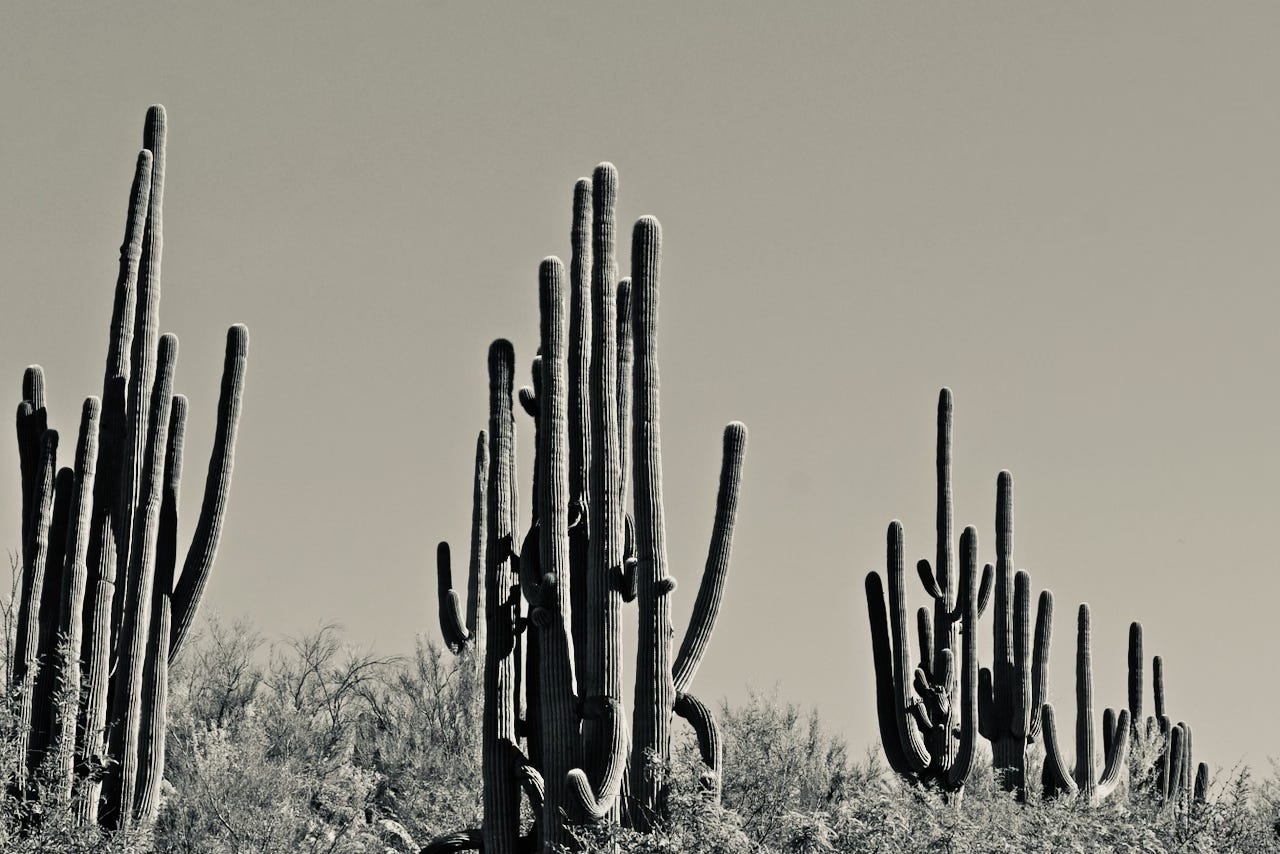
1041, 604, 1130, 805
427, 163, 748, 851
865, 390, 992, 792
10, 106, 249, 830
977, 470, 1053, 799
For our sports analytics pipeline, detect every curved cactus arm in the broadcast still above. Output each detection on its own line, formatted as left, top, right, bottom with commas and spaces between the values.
518, 387, 538, 418
945, 527, 980, 790
516, 525, 543, 605
1040, 703, 1079, 798
437, 542, 472, 651
916, 559, 942, 600
865, 573, 914, 775
674, 691, 722, 801
1095, 709, 1130, 801
422, 829, 483, 853
672, 421, 747, 694
975, 564, 994, 618
169, 323, 249, 662
1028, 590, 1053, 740
566, 696, 629, 822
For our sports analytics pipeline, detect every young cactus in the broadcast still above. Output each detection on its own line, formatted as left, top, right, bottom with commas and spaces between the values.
977, 470, 1054, 799
1041, 604, 1131, 805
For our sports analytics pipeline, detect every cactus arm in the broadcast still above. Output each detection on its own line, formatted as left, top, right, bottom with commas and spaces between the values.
1127, 622, 1143, 737
1040, 703, 1078, 798
437, 543, 472, 651
422, 829, 484, 853
567, 696, 629, 823
671, 421, 746, 694
945, 527, 979, 789
1095, 709, 1130, 801
977, 668, 995, 741
1194, 763, 1208, 804
866, 573, 914, 775
1028, 590, 1053, 740
674, 691, 722, 802
1073, 604, 1095, 799
616, 276, 633, 506
52, 398, 100, 802
886, 521, 931, 772
168, 324, 249, 662
465, 432, 488, 647
931, 389, 955, 682
30, 468, 73, 776
1166, 724, 1185, 802
1012, 571, 1032, 739
105, 150, 153, 389
1102, 707, 1116, 759
135, 394, 185, 822
976, 563, 994, 618
15, 430, 58, 784
1152, 655, 1166, 719
915, 607, 934, 681
992, 471, 1014, 732
18, 368, 48, 573
917, 560, 942, 600
518, 387, 538, 418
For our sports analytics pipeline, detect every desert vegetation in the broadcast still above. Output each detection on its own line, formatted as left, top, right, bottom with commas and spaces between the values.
3, 105, 1280, 853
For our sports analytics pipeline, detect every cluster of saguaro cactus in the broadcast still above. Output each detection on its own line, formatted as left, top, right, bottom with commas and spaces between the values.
1125, 624, 1208, 809
430, 163, 747, 850
868, 390, 1209, 808
9, 106, 249, 830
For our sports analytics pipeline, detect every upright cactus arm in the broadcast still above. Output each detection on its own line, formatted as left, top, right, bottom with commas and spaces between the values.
671, 421, 746, 694
168, 323, 249, 662
615, 276, 633, 507
30, 466, 73, 774
567, 177, 592, 683
18, 367, 48, 573
1041, 704, 1079, 798
1153, 655, 1166, 719
52, 397, 100, 802
1028, 589, 1053, 740
437, 543, 472, 651
865, 572, 914, 776
1128, 623, 1143, 735
945, 527, 980, 789
1194, 763, 1209, 804
885, 520, 931, 773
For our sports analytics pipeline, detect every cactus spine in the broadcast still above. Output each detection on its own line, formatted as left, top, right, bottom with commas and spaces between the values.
10, 107, 249, 830
1041, 604, 1131, 804
427, 164, 747, 851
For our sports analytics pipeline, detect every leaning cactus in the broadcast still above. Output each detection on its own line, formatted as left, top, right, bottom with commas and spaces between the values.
977, 470, 1054, 799
427, 164, 747, 851
1041, 604, 1130, 805
10, 106, 249, 830
866, 389, 990, 792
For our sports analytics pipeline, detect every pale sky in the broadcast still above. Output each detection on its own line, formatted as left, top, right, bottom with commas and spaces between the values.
2, 3, 1278, 780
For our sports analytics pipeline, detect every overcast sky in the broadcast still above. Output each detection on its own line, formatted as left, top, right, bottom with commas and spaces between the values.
3, 3, 1278, 779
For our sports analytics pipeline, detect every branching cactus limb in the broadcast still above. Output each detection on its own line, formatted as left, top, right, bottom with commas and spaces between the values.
437, 435, 488, 658
1041, 604, 1130, 805
977, 470, 1053, 799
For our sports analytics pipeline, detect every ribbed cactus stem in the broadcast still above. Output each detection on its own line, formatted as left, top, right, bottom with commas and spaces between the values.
31, 466, 74, 777
482, 340, 521, 854
168, 323, 249, 661
931, 388, 955, 676
581, 163, 625, 822
567, 177, 592, 683
1153, 655, 1166, 719
52, 398, 100, 804
629, 215, 676, 826
534, 257, 578, 848
945, 527, 980, 788
1128, 622, 1143, 736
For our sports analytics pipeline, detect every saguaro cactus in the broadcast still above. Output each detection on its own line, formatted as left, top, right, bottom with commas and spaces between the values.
866, 390, 991, 792
977, 470, 1054, 799
1041, 604, 1130, 805
10, 106, 249, 830
426, 164, 747, 851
